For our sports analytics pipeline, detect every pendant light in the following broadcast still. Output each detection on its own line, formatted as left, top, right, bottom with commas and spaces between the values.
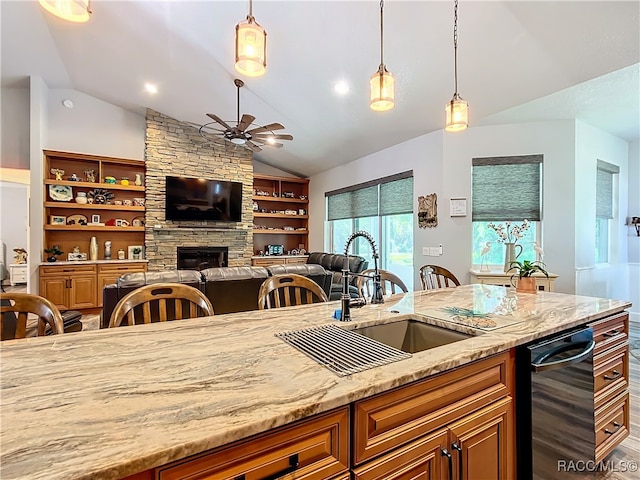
39, 0, 91, 23
235, 0, 267, 77
370, 0, 394, 112
445, 0, 468, 132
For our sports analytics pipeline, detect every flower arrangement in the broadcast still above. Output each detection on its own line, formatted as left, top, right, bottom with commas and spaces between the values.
487, 219, 530, 244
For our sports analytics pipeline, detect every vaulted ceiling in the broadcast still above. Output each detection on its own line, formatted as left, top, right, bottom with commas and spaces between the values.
2, 1, 639, 177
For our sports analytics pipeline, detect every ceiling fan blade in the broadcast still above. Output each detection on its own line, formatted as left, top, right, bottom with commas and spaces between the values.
237, 114, 255, 132
246, 123, 285, 135
206, 113, 232, 130
200, 124, 227, 133
244, 141, 262, 152
254, 133, 293, 141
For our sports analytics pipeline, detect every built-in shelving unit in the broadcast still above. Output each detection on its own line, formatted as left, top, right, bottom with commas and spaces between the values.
252, 174, 309, 256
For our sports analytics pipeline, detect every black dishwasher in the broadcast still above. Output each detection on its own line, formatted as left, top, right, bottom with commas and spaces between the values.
515, 326, 596, 480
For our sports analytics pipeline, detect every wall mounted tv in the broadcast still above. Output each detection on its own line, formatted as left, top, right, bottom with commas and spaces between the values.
165, 176, 243, 222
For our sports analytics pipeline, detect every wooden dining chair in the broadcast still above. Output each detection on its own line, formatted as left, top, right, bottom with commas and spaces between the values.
419, 265, 461, 290
258, 274, 329, 310
357, 269, 408, 299
109, 283, 214, 327
1, 292, 65, 340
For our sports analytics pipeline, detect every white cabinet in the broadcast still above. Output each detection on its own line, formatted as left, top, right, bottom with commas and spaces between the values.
9, 264, 27, 286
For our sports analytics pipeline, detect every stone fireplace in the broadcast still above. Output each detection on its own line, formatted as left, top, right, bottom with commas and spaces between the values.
144, 109, 254, 270
177, 246, 228, 270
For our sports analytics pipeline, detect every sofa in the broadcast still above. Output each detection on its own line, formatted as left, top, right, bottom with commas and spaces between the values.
101, 264, 332, 328
306, 252, 368, 301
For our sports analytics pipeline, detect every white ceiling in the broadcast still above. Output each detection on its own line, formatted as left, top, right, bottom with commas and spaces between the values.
2, 1, 639, 177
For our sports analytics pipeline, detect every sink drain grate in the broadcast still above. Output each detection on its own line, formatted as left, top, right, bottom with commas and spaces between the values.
275, 324, 411, 377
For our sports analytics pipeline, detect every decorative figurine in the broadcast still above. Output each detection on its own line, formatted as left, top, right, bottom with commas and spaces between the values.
104, 176, 116, 184
13, 248, 27, 264
104, 241, 112, 260
134, 173, 143, 186
50, 168, 65, 181
88, 188, 115, 204
83, 169, 96, 183
67, 173, 81, 182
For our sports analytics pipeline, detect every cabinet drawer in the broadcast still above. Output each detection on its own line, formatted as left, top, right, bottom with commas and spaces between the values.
594, 343, 628, 409
590, 312, 628, 356
156, 407, 349, 480
286, 256, 309, 265
595, 393, 629, 462
98, 263, 147, 273
353, 351, 513, 465
11, 273, 27, 283
252, 257, 282, 267
40, 264, 97, 276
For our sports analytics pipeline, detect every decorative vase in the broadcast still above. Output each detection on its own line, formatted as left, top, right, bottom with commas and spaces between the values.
503, 242, 523, 272
47, 255, 57, 262
90, 236, 98, 261
516, 277, 537, 294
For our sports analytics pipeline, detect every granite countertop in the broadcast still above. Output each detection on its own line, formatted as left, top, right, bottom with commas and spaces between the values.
0, 285, 630, 480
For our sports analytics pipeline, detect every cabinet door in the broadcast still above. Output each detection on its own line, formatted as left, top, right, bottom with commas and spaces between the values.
97, 264, 146, 307
68, 275, 97, 309
448, 397, 513, 480
39, 277, 69, 310
353, 429, 448, 480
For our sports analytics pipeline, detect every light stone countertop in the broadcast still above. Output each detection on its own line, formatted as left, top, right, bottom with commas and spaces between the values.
0, 285, 631, 480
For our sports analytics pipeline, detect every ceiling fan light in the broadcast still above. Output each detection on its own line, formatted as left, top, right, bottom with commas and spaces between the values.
445, 96, 469, 132
235, 17, 267, 77
39, 0, 91, 23
370, 67, 395, 112
230, 136, 247, 145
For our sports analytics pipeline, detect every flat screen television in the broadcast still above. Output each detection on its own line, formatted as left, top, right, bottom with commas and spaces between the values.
165, 176, 243, 222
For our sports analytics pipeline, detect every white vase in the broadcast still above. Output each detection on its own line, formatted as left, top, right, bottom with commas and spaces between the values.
89, 237, 98, 261
503, 242, 523, 272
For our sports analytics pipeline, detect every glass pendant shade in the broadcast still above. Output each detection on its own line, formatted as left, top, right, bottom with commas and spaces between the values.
370, 67, 395, 112
38, 0, 91, 23
445, 96, 468, 132
235, 17, 267, 77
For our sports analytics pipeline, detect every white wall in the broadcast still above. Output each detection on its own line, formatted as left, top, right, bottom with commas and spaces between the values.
47, 89, 145, 160
0, 181, 28, 281
1, 87, 30, 169
310, 120, 579, 293
574, 121, 631, 305
626, 139, 639, 320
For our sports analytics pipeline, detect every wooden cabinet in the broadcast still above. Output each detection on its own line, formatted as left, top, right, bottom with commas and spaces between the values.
589, 312, 630, 462
155, 406, 349, 480
96, 262, 148, 307
39, 264, 97, 310
43, 150, 146, 263
253, 174, 309, 255
353, 351, 515, 480
39, 262, 147, 310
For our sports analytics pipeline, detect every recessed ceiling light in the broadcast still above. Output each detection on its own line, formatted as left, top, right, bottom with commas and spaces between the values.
334, 81, 350, 95
144, 83, 158, 94
62, 99, 74, 109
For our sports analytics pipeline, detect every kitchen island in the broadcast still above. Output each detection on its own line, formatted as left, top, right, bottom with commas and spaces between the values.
0, 285, 630, 479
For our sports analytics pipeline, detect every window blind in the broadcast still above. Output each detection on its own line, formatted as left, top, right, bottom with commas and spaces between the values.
326, 171, 413, 221
596, 160, 620, 219
472, 155, 542, 222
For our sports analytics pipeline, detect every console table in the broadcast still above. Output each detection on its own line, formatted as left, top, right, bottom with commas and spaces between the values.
469, 268, 558, 292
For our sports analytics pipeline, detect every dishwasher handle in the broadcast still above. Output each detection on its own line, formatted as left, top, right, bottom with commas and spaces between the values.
531, 340, 595, 373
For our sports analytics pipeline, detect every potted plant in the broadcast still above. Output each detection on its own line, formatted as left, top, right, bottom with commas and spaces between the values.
132, 247, 142, 260
44, 245, 64, 262
508, 259, 549, 294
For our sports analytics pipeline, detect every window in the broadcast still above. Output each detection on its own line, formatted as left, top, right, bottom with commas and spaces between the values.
595, 160, 619, 264
326, 172, 414, 290
471, 155, 542, 265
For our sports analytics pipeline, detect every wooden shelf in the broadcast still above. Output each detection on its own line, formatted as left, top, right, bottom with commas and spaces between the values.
253, 213, 308, 219
45, 225, 145, 232
252, 196, 307, 204
45, 179, 145, 192
253, 229, 308, 235
45, 202, 145, 212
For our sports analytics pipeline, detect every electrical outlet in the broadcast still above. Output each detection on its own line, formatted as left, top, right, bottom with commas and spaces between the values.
429, 247, 440, 256
422, 247, 429, 256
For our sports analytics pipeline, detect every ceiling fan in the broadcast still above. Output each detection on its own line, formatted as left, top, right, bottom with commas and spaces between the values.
199, 79, 293, 152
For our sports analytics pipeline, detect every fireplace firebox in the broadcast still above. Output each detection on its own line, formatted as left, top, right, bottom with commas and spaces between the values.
177, 247, 228, 270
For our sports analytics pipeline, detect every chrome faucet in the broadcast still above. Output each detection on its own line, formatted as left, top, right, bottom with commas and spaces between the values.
339, 230, 384, 322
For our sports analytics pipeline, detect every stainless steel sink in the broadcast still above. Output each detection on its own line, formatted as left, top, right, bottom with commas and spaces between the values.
353, 320, 472, 354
